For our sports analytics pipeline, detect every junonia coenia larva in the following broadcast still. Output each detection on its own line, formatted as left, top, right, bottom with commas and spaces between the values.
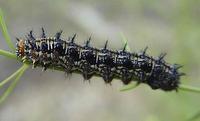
16, 28, 185, 91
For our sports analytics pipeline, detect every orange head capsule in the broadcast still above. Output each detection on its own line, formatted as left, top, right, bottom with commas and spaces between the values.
16, 38, 25, 57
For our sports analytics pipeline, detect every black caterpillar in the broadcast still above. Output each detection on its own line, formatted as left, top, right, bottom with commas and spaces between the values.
16, 28, 185, 91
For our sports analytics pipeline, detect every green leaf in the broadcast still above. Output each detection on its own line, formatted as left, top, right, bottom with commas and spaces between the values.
0, 49, 17, 59
120, 32, 131, 51
179, 84, 200, 93
119, 32, 139, 91
120, 82, 139, 91
0, 8, 15, 51
0, 64, 29, 104
0, 64, 26, 88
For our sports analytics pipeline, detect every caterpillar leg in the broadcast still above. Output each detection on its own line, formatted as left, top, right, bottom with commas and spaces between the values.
61, 56, 74, 75
80, 61, 93, 81
121, 68, 132, 85
100, 66, 114, 84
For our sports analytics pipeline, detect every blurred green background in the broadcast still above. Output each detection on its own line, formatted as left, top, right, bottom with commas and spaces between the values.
0, 0, 200, 121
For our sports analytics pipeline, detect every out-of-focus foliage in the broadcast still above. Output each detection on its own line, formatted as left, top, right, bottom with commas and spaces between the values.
0, 0, 200, 121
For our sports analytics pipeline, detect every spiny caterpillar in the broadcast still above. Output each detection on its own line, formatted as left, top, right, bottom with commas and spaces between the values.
16, 28, 185, 91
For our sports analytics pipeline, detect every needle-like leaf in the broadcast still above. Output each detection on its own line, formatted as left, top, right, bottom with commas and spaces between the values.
0, 8, 15, 51
0, 64, 29, 104
0, 49, 17, 59
120, 82, 139, 91
179, 84, 200, 93
0, 64, 27, 88
119, 32, 139, 91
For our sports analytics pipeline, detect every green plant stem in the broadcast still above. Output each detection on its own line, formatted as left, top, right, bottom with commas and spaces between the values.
179, 84, 200, 93
0, 8, 15, 51
0, 64, 26, 87
0, 64, 29, 104
0, 49, 17, 59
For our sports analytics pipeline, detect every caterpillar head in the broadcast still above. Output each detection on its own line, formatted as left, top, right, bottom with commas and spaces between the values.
147, 63, 184, 91
16, 38, 25, 57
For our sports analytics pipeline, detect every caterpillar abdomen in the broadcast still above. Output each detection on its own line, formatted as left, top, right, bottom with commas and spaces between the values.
16, 28, 185, 91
